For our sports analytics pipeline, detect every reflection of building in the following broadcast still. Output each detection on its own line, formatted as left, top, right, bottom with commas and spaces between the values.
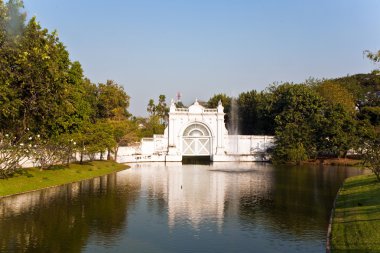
129, 163, 274, 230
117, 100, 274, 163
166, 166, 226, 229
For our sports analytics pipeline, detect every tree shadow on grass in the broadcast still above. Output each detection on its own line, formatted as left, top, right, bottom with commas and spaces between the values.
336, 217, 380, 224
71, 161, 94, 166
14, 169, 34, 178
337, 185, 380, 208
47, 165, 67, 171
344, 176, 379, 189
333, 249, 380, 253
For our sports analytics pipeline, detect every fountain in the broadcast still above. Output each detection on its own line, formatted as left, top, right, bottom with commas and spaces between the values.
228, 98, 239, 154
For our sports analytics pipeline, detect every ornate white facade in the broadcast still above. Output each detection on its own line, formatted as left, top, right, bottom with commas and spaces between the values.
165, 99, 227, 161
117, 100, 274, 163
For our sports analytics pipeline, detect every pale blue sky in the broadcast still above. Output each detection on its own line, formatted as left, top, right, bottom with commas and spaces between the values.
24, 0, 380, 116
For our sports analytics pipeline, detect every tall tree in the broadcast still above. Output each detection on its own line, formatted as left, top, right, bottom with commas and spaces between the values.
96, 80, 130, 120
0, 0, 24, 134
155, 94, 168, 121
207, 93, 232, 129
271, 84, 327, 162
147, 99, 155, 116
237, 90, 274, 135
315, 80, 356, 115
11, 17, 72, 137
145, 95, 168, 133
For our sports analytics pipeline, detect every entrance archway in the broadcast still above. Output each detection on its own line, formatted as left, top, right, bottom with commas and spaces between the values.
182, 123, 211, 156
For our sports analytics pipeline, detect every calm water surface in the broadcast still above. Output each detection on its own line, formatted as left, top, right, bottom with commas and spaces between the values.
0, 163, 362, 253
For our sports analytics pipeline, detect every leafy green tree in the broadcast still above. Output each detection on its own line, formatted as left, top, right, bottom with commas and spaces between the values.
52, 62, 97, 135
147, 99, 155, 116
315, 80, 356, 115
107, 119, 138, 160
137, 115, 166, 137
365, 49, 380, 62
75, 122, 115, 162
363, 138, 380, 182
146, 95, 168, 124
96, 80, 130, 120
207, 93, 232, 128
0, 0, 24, 134
271, 84, 326, 162
316, 105, 356, 158
359, 107, 380, 126
237, 90, 275, 135
10, 17, 73, 137
207, 93, 231, 111
156, 94, 168, 121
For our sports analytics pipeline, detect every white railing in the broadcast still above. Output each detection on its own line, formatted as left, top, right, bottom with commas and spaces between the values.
175, 108, 189, 112
204, 109, 217, 112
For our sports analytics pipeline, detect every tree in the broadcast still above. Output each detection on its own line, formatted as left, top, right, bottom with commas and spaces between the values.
10, 17, 72, 137
359, 107, 380, 126
315, 80, 356, 115
237, 90, 275, 135
207, 93, 231, 111
0, 0, 24, 135
107, 119, 138, 160
51, 62, 97, 135
0, 131, 30, 178
31, 135, 69, 170
363, 139, 380, 182
96, 80, 130, 120
75, 122, 115, 162
365, 49, 380, 74
147, 99, 155, 116
316, 104, 357, 158
155, 94, 168, 121
207, 93, 232, 129
136, 115, 166, 137
365, 50, 380, 63
271, 84, 327, 162
146, 95, 168, 124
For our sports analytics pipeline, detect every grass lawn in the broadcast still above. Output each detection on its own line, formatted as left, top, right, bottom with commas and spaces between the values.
331, 174, 380, 252
0, 161, 129, 197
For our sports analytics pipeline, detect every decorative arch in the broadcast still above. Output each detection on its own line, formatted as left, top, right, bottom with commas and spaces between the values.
181, 122, 212, 156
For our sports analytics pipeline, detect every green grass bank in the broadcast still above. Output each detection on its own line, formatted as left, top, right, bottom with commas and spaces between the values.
331, 174, 380, 252
0, 161, 129, 197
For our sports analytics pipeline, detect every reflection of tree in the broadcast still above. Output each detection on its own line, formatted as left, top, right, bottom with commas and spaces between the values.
237, 165, 362, 238
0, 173, 139, 252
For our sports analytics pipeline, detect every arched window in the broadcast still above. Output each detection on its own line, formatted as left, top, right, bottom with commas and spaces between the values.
182, 123, 211, 156
183, 123, 210, 137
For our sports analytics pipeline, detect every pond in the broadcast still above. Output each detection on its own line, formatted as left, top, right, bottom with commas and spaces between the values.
0, 163, 362, 253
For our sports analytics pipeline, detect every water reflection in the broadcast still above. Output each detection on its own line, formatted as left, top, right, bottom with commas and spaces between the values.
0, 163, 363, 253
0, 173, 139, 253
124, 163, 362, 252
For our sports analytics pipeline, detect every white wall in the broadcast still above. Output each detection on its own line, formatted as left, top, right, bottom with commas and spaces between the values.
226, 135, 275, 155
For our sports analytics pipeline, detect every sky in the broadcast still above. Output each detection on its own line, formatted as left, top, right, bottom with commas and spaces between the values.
23, 0, 380, 116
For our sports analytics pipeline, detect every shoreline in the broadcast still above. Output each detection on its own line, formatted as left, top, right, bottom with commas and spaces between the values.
302, 158, 362, 167
0, 161, 129, 198
329, 174, 380, 252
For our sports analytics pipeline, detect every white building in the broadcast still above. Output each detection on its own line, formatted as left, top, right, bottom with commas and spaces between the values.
117, 99, 274, 163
